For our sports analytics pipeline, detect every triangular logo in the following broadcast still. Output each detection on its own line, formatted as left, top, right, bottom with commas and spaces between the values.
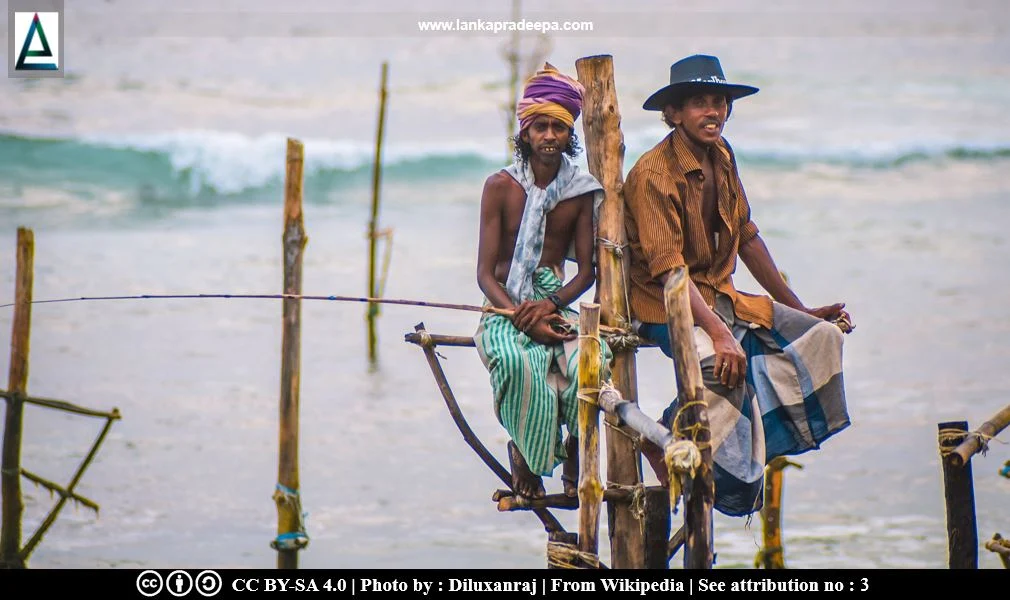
16, 13, 58, 71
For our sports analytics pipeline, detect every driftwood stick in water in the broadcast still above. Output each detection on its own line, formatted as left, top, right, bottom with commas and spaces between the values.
664, 267, 714, 570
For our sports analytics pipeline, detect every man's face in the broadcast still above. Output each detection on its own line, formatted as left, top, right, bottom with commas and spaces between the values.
521, 115, 571, 163
668, 92, 730, 148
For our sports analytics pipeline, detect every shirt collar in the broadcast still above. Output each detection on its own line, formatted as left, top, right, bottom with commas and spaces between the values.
665, 130, 732, 175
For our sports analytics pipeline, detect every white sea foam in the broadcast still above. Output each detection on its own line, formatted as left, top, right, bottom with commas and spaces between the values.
77, 131, 505, 194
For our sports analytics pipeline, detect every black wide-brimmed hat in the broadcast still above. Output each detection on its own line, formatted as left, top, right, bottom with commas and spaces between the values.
643, 54, 759, 111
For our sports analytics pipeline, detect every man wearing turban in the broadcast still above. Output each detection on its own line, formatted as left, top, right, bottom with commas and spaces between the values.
474, 63, 610, 499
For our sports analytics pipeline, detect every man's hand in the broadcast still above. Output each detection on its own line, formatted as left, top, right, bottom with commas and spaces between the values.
525, 314, 577, 345
804, 302, 855, 333
512, 299, 557, 333
712, 328, 747, 389
804, 302, 846, 321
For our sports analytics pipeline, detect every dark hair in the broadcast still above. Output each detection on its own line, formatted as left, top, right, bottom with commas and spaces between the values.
511, 130, 582, 163
661, 91, 734, 129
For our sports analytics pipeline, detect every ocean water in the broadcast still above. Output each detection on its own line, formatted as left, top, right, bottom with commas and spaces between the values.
1, 0, 1009, 569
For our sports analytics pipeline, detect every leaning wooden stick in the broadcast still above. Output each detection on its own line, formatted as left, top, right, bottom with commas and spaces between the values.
577, 303, 604, 564
664, 267, 714, 570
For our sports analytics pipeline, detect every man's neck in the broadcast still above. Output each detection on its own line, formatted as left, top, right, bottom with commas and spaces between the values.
529, 156, 562, 189
675, 128, 712, 165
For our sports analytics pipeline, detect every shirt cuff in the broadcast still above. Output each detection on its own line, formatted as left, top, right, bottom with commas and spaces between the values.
740, 220, 760, 244
648, 253, 685, 280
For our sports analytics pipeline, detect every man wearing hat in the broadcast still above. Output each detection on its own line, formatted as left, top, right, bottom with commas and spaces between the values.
625, 55, 853, 516
474, 63, 610, 499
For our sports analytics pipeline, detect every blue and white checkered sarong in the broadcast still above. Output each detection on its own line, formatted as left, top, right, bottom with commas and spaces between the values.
639, 294, 850, 516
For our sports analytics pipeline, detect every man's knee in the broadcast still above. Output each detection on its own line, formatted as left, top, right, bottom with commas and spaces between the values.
810, 319, 845, 351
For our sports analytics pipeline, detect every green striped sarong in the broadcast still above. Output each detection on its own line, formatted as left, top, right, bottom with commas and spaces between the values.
474, 267, 611, 477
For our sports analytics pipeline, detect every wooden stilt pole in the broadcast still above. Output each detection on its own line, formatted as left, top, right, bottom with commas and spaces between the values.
1, 227, 33, 569
367, 62, 389, 366
275, 138, 308, 569
757, 457, 801, 568
643, 487, 672, 569
577, 303, 603, 566
938, 421, 977, 569
576, 53, 645, 569
663, 268, 713, 569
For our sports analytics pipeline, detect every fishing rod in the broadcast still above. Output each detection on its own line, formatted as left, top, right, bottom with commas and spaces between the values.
0, 293, 624, 333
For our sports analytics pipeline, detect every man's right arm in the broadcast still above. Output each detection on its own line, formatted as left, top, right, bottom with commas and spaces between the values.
656, 270, 746, 388
625, 168, 723, 336
476, 173, 516, 311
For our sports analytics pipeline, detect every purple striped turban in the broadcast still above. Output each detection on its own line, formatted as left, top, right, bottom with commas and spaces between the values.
516, 62, 585, 133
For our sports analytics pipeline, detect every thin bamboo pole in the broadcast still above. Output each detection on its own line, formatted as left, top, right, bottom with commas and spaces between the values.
276, 138, 307, 570
948, 404, 1010, 468
576, 53, 644, 569
938, 421, 977, 569
577, 303, 603, 564
663, 268, 714, 569
504, 0, 520, 161
367, 62, 389, 365
1, 227, 33, 569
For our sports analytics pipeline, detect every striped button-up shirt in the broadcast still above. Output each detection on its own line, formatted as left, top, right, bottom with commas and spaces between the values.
624, 131, 773, 328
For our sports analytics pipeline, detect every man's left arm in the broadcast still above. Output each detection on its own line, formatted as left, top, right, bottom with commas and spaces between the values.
558, 192, 597, 305
738, 234, 846, 321
511, 193, 595, 334
727, 140, 846, 323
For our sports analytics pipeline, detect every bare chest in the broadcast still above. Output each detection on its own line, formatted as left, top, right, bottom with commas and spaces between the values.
501, 191, 581, 242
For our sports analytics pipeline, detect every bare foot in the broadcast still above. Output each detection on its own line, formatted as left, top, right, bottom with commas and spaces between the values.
508, 441, 545, 498
641, 438, 670, 487
561, 435, 579, 497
